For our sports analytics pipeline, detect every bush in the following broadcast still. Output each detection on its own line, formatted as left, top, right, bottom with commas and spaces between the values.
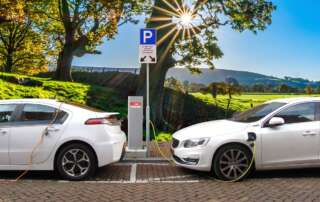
0, 72, 127, 117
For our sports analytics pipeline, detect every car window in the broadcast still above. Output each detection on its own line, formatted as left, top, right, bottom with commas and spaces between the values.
231, 102, 286, 123
0, 104, 17, 123
274, 102, 316, 124
20, 104, 68, 124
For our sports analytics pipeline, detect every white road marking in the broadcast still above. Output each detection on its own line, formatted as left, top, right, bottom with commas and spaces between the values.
130, 163, 137, 183
83, 180, 200, 184
114, 162, 171, 166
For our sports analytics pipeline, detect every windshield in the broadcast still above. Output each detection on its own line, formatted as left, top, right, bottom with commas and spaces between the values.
230, 102, 286, 123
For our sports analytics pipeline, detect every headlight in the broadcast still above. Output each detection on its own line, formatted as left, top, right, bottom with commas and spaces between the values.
183, 138, 210, 148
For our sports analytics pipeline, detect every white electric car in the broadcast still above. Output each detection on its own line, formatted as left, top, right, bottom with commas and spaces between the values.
172, 97, 320, 181
0, 99, 126, 180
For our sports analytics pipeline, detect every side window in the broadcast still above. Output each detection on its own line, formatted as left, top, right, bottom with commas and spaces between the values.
0, 104, 17, 123
275, 102, 316, 124
20, 104, 68, 124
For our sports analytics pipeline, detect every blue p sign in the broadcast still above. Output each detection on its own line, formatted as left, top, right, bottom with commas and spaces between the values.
140, 29, 157, 45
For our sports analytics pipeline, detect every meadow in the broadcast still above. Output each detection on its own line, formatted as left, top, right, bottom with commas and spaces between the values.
192, 93, 320, 112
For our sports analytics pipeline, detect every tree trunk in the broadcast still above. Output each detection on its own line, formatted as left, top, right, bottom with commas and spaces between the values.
4, 52, 13, 72
136, 0, 178, 128
55, 44, 74, 81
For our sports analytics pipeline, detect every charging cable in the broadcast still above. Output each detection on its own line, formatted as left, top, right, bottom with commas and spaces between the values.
150, 121, 176, 166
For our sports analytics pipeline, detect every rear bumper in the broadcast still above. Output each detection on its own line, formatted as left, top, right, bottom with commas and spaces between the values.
94, 131, 126, 167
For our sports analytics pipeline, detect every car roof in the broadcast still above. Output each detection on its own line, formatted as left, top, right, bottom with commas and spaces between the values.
0, 98, 60, 105
0, 99, 94, 113
266, 97, 320, 104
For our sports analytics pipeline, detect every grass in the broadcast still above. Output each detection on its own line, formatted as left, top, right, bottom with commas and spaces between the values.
0, 72, 127, 116
192, 92, 320, 112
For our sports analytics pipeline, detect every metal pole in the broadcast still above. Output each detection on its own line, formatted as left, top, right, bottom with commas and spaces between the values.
146, 63, 150, 156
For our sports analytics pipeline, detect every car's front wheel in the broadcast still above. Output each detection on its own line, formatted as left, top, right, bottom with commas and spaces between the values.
212, 144, 253, 181
56, 143, 97, 180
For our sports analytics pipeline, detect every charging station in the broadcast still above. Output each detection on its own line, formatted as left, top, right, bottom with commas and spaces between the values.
125, 96, 147, 158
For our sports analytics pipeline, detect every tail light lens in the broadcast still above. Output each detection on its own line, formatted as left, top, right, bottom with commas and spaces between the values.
85, 115, 121, 126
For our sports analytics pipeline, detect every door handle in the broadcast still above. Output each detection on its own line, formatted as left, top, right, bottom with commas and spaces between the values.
45, 127, 60, 135
0, 129, 8, 135
302, 131, 317, 136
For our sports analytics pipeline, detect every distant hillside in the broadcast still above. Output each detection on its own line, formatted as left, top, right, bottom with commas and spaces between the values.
166, 68, 319, 88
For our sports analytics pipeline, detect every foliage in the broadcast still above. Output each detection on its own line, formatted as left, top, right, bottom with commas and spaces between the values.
0, 72, 127, 116
164, 77, 185, 93
155, 132, 172, 141
0, 20, 49, 74
0, 0, 25, 23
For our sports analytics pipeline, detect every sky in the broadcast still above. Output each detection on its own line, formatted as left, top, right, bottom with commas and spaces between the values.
74, 0, 320, 81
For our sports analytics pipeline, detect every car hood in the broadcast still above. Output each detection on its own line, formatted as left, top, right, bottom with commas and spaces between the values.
173, 120, 250, 140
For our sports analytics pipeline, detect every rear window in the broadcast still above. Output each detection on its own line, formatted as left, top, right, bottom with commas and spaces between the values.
20, 104, 68, 124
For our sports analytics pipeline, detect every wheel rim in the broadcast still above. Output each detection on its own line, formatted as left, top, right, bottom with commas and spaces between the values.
218, 149, 249, 180
62, 149, 91, 177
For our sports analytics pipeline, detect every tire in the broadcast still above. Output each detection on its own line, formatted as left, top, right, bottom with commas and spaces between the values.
56, 143, 97, 181
212, 144, 253, 181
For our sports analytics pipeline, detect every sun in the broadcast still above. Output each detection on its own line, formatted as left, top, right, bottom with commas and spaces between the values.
150, 0, 205, 47
179, 12, 193, 28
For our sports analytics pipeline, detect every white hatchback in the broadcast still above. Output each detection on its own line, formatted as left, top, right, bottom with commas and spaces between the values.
172, 97, 320, 181
0, 99, 126, 180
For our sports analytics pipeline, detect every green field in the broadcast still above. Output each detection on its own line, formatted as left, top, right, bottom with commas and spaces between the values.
192, 93, 320, 112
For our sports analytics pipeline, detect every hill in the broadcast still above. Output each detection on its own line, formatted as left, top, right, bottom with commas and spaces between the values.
166, 68, 319, 88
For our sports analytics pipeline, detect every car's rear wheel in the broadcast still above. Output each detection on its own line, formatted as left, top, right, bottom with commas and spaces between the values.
56, 143, 97, 180
212, 144, 253, 181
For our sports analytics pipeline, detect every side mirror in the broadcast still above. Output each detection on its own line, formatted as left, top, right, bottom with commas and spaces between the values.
268, 117, 285, 127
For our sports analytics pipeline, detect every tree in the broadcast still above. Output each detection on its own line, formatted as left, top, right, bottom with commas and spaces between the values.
305, 85, 313, 95
31, 0, 146, 81
204, 82, 220, 98
278, 84, 289, 93
0, 0, 25, 24
137, 0, 276, 126
224, 77, 241, 99
164, 77, 184, 92
182, 80, 189, 94
0, 20, 49, 74
223, 77, 242, 116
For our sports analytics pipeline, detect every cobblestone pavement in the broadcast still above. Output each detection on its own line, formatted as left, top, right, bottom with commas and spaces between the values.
2, 142, 320, 201
1, 165, 320, 201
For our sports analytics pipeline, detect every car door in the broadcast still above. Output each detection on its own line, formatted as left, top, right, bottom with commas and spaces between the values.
0, 104, 18, 165
260, 102, 320, 167
9, 103, 69, 165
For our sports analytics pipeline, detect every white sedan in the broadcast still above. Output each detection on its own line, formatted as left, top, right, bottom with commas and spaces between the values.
0, 99, 126, 180
172, 97, 320, 181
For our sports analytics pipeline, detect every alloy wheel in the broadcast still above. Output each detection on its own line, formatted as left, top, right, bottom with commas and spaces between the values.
62, 149, 91, 177
218, 148, 250, 180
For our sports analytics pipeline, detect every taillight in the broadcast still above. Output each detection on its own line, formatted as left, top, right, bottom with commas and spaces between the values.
85, 115, 120, 125
85, 118, 105, 125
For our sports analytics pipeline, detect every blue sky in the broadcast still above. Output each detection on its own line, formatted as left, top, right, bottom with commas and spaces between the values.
74, 0, 320, 80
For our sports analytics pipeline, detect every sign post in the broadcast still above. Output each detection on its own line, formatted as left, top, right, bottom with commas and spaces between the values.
139, 29, 157, 156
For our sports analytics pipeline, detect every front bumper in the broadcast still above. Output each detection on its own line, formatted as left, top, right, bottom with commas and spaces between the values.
171, 143, 213, 171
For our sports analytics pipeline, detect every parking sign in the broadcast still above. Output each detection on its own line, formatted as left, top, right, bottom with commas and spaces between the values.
139, 29, 157, 64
